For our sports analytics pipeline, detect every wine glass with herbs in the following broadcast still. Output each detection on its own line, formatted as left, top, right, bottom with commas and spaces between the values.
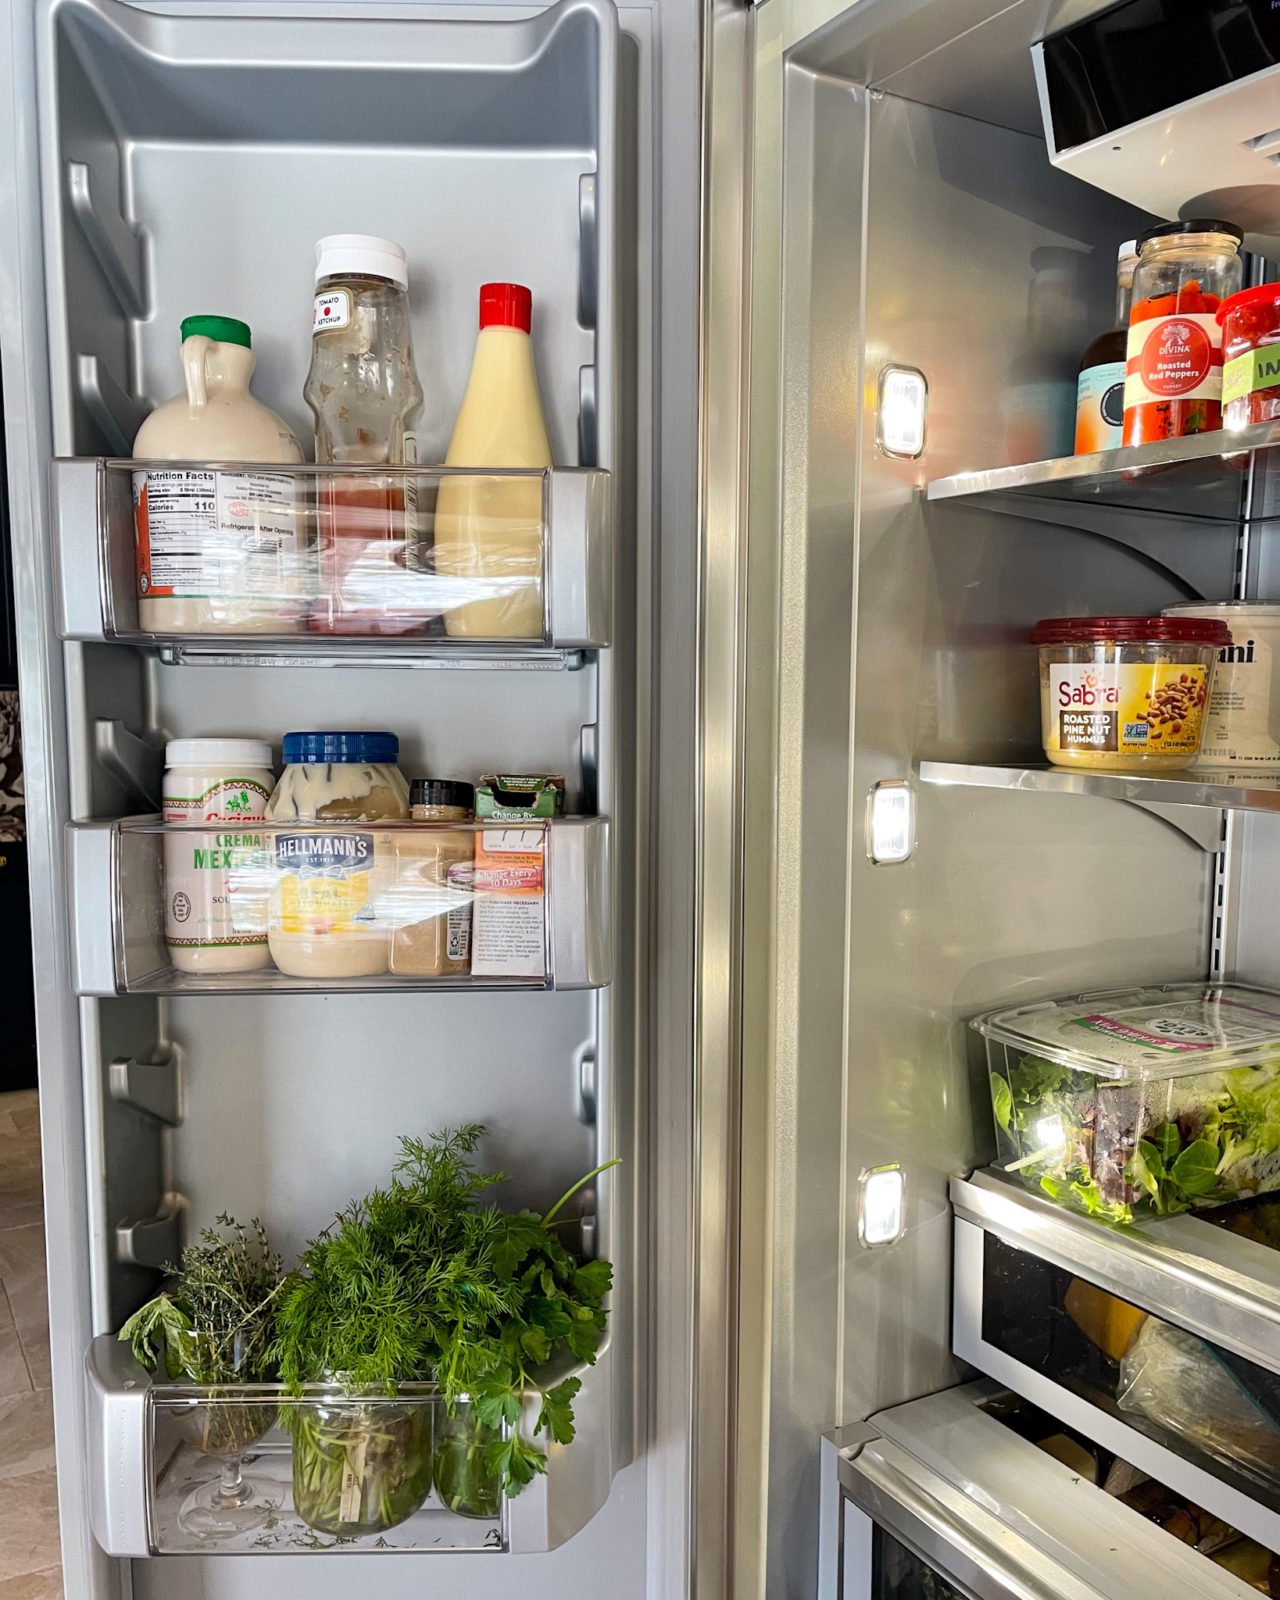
120, 1216, 286, 1539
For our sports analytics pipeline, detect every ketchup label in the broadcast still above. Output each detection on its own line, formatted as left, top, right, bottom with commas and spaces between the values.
1125, 312, 1222, 407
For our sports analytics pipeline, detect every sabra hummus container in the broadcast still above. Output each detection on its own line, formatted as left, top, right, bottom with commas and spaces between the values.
974, 983, 1280, 1225
1163, 603, 1280, 770
1031, 615, 1229, 771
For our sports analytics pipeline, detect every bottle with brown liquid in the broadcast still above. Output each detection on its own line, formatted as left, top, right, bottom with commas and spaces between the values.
304, 235, 425, 635
1074, 240, 1138, 455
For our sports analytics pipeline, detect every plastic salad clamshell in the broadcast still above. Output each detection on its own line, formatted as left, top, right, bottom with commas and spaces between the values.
975, 984, 1280, 1224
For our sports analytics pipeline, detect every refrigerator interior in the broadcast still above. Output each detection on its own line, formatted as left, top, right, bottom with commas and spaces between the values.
0, 0, 703, 1590
727, 0, 1280, 1593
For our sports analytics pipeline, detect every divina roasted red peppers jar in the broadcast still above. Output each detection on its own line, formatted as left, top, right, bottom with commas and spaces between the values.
1031, 615, 1229, 771
1218, 283, 1280, 430
1122, 220, 1243, 446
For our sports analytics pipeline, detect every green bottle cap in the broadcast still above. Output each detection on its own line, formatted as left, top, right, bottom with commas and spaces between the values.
180, 314, 251, 348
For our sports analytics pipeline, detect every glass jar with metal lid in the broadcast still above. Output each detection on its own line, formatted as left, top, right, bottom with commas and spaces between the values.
1122, 219, 1244, 446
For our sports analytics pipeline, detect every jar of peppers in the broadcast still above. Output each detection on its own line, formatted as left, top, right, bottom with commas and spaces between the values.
1122, 220, 1243, 446
1218, 284, 1280, 430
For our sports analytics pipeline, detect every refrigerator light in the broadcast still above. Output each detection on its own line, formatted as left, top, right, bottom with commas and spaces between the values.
867, 780, 915, 864
876, 365, 928, 458
858, 1164, 905, 1248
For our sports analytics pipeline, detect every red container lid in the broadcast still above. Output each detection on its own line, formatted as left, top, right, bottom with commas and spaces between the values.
1216, 282, 1280, 325
1030, 615, 1231, 647
479, 282, 533, 332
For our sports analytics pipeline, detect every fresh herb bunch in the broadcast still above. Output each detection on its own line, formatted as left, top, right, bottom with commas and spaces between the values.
119, 1215, 284, 1455
275, 1124, 616, 1497
120, 1214, 283, 1383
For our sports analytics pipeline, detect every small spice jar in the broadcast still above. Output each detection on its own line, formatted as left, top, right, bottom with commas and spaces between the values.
388, 780, 476, 978
1123, 220, 1243, 446
1218, 284, 1280, 430
1031, 615, 1229, 771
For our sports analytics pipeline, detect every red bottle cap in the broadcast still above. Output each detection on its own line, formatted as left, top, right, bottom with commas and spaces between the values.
479, 282, 532, 332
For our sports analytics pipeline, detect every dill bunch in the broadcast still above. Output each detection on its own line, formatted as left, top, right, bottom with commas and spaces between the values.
276, 1124, 616, 1498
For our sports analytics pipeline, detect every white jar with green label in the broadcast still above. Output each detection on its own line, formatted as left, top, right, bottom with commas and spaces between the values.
163, 739, 275, 973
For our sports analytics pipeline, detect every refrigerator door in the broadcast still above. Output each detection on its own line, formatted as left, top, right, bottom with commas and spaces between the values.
0, 0, 709, 1590
822, 1382, 1259, 1600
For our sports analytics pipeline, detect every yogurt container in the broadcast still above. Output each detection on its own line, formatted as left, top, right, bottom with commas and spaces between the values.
1163, 603, 1280, 770
1031, 615, 1229, 771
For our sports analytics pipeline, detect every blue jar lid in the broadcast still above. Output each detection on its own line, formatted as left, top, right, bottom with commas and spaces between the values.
281, 731, 399, 765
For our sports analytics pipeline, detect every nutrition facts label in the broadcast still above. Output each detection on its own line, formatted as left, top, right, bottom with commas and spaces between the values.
134, 468, 299, 597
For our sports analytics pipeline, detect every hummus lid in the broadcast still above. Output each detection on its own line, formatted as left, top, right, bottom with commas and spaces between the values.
973, 983, 1280, 1081
1030, 615, 1230, 647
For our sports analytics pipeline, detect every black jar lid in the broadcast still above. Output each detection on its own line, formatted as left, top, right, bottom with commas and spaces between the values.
410, 778, 475, 813
1137, 218, 1243, 249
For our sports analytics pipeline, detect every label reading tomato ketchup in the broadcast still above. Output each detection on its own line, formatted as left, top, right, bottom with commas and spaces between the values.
1124, 313, 1222, 410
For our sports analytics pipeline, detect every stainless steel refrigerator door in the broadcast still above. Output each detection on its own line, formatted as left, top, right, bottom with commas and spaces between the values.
0, 0, 707, 1594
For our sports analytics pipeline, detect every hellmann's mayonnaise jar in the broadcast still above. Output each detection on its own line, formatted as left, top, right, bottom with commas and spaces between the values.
1031, 615, 1229, 771
264, 731, 410, 978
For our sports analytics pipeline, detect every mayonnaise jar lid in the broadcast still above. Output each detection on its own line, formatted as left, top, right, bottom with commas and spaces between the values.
281, 731, 399, 765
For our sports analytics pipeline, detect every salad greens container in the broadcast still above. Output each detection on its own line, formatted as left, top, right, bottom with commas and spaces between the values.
976, 984, 1280, 1225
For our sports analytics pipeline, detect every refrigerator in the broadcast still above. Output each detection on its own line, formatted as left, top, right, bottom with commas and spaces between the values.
4, 0, 1280, 1596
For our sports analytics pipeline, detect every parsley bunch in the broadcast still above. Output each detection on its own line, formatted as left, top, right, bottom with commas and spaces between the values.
275, 1124, 616, 1498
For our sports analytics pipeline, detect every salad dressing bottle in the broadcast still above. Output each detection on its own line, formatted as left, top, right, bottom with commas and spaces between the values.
433, 283, 552, 639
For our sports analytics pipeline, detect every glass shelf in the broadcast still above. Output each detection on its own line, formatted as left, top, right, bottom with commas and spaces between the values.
925, 418, 1280, 524
51, 458, 612, 665
920, 758, 1280, 815
66, 816, 610, 995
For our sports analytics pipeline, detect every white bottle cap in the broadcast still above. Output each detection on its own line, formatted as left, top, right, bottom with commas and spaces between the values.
165, 738, 274, 770
314, 234, 408, 289
1118, 239, 1138, 259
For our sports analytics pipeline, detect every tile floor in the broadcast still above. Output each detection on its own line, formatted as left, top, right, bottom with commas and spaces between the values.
0, 1091, 61, 1597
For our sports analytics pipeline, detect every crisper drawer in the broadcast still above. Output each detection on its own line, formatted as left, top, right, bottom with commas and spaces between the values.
953, 1172, 1280, 1553
821, 1381, 1266, 1600
52, 459, 613, 664
65, 815, 611, 994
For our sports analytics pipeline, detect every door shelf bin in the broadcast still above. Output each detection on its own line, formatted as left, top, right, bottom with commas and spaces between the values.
52, 459, 613, 661
87, 1338, 535, 1555
66, 816, 610, 994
